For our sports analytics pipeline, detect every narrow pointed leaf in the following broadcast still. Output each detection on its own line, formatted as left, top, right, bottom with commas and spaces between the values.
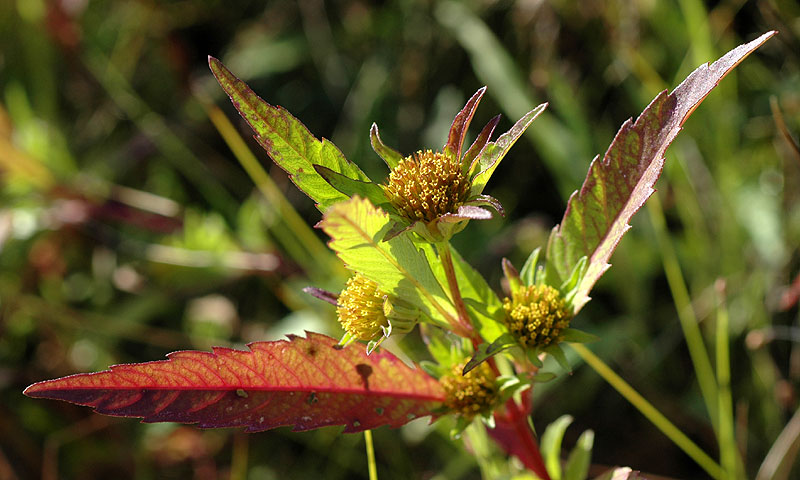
444, 87, 487, 159
463, 333, 517, 374
24, 332, 444, 433
465, 115, 501, 175
370, 123, 404, 169
546, 32, 776, 312
470, 103, 548, 196
319, 196, 456, 327
313, 165, 393, 211
209, 57, 371, 212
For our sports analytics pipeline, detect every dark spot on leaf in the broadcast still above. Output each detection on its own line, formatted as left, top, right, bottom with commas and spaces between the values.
375, 407, 384, 416
355, 364, 373, 390
306, 345, 318, 357
333, 344, 344, 350
307, 392, 318, 405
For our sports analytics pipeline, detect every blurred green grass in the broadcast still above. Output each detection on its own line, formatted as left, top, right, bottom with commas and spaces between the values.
1, 0, 798, 479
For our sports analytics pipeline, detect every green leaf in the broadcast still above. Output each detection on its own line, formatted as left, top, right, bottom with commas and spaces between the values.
545, 32, 776, 313
370, 123, 404, 169
319, 196, 456, 328
463, 333, 517, 374
564, 429, 594, 480
465, 115, 501, 175
541, 415, 574, 480
469, 102, 548, 197
209, 57, 371, 212
520, 247, 541, 286
421, 243, 507, 343
560, 328, 600, 344
545, 344, 570, 372
313, 165, 394, 212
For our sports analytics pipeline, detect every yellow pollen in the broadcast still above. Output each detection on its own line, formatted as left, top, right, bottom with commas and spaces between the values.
503, 284, 571, 348
384, 150, 470, 223
441, 361, 498, 420
336, 275, 388, 341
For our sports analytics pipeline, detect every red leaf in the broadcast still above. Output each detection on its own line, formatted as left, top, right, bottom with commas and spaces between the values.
24, 332, 445, 433
546, 32, 776, 312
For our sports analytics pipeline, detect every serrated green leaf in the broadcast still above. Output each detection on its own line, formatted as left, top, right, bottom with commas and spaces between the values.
541, 415, 574, 480
370, 123, 404, 169
313, 165, 394, 212
209, 57, 371, 212
319, 196, 456, 328
564, 429, 594, 480
545, 32, 776, 313
469, 102, 548, 197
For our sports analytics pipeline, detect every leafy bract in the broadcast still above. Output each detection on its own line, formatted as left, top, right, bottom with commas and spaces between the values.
209, 57, 371, 212
545, 32, 776, 312
319, 196, 457, 327
24, 332, 444, 433
469, 102, 548, 197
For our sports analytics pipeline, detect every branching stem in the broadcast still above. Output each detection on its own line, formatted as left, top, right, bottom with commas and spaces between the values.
435, 241, 476, 340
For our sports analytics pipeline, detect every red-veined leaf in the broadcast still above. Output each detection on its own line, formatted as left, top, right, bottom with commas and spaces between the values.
546, 31, 776, 312
24, 332, 445, 433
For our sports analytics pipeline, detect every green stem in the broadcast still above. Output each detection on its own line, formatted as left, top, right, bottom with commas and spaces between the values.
715, 280, 739, 479
435, 241, 476, 339
647, 194, 720, 433
570, 342, 722, 479
364, 430, 378, 480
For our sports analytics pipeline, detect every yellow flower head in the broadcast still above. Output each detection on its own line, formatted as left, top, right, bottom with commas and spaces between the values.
336, 274, 389, 341
503, 284, 571, 348
441, 361, 498, 420
384, 150, 471, 224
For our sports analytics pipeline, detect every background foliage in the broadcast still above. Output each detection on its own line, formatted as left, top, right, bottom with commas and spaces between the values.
1, 0, 798, 479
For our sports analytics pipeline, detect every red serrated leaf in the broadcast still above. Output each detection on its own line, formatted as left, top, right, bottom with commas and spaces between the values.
546, 31, 776, 312
24, 332, 445, 433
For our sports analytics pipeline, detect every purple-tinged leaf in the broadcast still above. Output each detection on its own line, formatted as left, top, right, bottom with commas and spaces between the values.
545, 31, 776, 312
370, 123, 404, 169
439, 205, 493, 222
444, 87, 487, 160
468, 194, 505, 217
469, 103, 548, 197
303, 286, 339, 306
24, 332, 445, 433
465, 115, 501, 175
209, 57, 371, 212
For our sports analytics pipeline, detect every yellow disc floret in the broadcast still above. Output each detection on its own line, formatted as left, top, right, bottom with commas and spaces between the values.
503, 284, 571, 348
441, 361, 498, 420
337, 275, 388, 341
384, 150, 470, 223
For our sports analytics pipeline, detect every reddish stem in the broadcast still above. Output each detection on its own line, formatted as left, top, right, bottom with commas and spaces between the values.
436, 242, 479, 341
504, 397, 550, 479
486, 358, 550, 479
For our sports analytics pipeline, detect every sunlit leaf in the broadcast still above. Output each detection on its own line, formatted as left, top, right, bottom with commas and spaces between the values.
545, 32, 776, 312
319, 196, 456, 327
24, 332, 444, 433
209, 57, 371, 212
